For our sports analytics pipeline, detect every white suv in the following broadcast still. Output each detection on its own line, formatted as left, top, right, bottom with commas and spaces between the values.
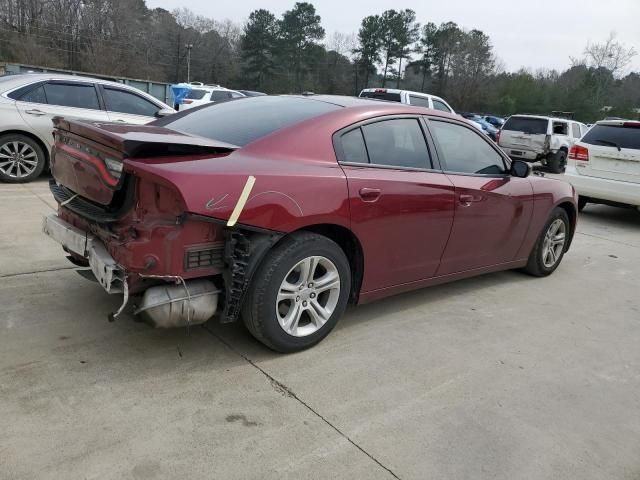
565, 119, 640, 211
0, 73, 175, 183
498, 115, 589, 173
358, 88, 455, 114
178, 83, 246, 111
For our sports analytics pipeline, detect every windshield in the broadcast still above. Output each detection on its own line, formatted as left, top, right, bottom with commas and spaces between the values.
153, 96, 341, 147
359, 91, 402, 102
581, 124, 640, 150
503, 117, 548, 135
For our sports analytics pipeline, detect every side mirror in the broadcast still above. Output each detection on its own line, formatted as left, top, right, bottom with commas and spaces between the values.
155, 108, 176, 118
510, 159, 532, 178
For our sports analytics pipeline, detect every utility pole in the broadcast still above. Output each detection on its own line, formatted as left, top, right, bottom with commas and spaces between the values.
185, 44, 193, 82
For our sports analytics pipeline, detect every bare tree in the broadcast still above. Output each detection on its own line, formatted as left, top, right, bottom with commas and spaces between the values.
581, 32, 637, 77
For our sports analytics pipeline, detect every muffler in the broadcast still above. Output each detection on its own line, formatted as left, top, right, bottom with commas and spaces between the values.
135, 279, 219, 328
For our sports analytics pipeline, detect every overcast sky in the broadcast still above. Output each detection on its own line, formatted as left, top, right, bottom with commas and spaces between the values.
147, 0, 640, 73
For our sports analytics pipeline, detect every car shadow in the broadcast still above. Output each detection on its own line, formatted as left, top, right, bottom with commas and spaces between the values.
579, 203, 640, 227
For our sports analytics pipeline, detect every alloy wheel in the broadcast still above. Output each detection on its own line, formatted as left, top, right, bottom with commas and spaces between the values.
542, 218, 567, 268
276, 255, 341, 337
0, 141, 39, 179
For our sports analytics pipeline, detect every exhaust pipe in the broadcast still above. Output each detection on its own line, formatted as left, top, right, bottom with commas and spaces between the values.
135, 279, 219, 328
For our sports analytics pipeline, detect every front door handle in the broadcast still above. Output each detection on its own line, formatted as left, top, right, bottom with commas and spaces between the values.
359, 187, 381, 202
25, 109, 46, 116
459, 193, 482, 206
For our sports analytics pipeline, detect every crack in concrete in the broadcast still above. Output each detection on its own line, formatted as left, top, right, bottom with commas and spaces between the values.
576, 231, 640, 249
203, 325, 401, 480
1, 266, 75, 279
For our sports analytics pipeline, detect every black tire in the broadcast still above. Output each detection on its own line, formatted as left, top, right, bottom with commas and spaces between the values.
242, 232, 351, 353
578, 196, 588, 212
0, 133, 46, 183
547, 150, 567, 174
523, 207, 570, 277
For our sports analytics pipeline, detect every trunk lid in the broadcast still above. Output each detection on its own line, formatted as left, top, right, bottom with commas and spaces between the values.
578, 122, 640, 183
51, 118, 238, 206
499, 116, 549, 154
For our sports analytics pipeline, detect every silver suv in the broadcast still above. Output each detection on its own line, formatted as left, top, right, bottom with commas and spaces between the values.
0, 74, 174, 183
498, 115, 589, 173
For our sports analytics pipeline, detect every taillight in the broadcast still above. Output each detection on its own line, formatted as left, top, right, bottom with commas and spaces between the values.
182, 99, 193, 104
496, 129, 501, 144
569, 144, 589, 161
544, 134, 551, 151
374, 88, 386, 93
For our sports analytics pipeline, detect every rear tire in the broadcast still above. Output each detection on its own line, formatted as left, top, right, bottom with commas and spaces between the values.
523, 207, 570, 277
578, 196, 588, 212
242, 232, 351, 353
0, 134, 46, 183
547, 150, 567, 174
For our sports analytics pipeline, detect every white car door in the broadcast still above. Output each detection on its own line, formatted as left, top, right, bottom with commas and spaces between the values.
101, 86, 161, 125
15, 80, 109, 149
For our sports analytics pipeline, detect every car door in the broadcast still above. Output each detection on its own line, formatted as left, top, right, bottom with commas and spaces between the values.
335, 117, 456, 292
100, 86, 161, 125
427, 118, 534, 275
15, 80, 109, 148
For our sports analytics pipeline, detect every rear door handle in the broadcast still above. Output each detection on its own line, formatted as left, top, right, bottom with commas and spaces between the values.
459, 193, 482, 206
25, 109, 46, 116
359, 187, 381, 202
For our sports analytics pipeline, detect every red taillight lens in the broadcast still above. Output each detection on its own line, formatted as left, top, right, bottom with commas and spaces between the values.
569, 144, 589, 161
374, 88, 386, 93
496, 129, 501, 144
182, 99, 193, 104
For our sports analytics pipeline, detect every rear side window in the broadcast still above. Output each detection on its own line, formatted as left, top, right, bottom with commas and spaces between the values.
103, 88, 159, 117
360, 119, 431, 169
340, 128, 368, 163
359, 91, 402, 102
154, 96, 340, 147
210, 91, 233, 101
430, 120, 505, 175
186, 89, 208, 100
409, 95, 430, 108
43, 82, 100, 110
20, 85, 47, 104
503, 117, 548, 134
432, 99, 451, 112
581, 124, 640, 150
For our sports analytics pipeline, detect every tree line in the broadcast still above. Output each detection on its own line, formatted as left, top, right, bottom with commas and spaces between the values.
0, 0, 637, 121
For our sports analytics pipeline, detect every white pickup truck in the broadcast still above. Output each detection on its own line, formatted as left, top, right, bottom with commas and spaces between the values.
498, 115, 589, 173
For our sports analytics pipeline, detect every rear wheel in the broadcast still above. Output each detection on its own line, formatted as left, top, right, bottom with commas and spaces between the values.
242, 232, 351, 352
523, 207, 570, 277
547, 150, 567, 174
0, 134, 46, 183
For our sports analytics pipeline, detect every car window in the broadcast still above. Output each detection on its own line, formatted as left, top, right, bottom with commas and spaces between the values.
340, 128, 368, 163
430, 120, 506, 175
359, 91, 402, 102
580, 124, 589, 137
154, 96, 340, 147
553, 122, 568, 135
185, 89, 208, 100
230, 92, 244, 98
503, 117, 548, 134
360, 119, 431, 169
103, 87, 159, 117
20, 85, 47, 104
581, 124, 640, 150
210, 91, 232, 102
43, 82, 100, 110
432, 99, 451, 112
571, 123, 581, 138
409, 95, 430, 108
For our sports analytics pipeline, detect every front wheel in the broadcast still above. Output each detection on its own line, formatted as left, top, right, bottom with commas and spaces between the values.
523, 207, 570, 277
242, 232, 351, 352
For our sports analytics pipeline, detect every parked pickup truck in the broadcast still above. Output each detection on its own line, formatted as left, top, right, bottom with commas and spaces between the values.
498, 115, 589, 173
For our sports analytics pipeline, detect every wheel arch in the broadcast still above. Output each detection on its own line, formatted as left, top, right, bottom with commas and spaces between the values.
556, 201, 577, 249
0, 129, 51, 166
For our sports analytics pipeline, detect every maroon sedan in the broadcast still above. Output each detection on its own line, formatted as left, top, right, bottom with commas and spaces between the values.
43, 95, 577, 352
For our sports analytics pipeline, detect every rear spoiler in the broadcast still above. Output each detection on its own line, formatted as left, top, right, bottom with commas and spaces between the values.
53, 117, 238, 158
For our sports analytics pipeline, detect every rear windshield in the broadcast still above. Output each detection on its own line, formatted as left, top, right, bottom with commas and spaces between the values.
581, 124, 640, 150
154, 96, 341, 147
185, 89, 208, 100
359, 91, 402, 103
503, 117, 548, 135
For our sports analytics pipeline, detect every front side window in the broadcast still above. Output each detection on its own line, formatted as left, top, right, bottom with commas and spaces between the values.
409, 95, 430, 108
103, 87, 159, 117
430, 120, 506, 175
210, 91, 232, 102
43, 82, 100, 110
360, 118, 431, 169
432, 99, 451, 112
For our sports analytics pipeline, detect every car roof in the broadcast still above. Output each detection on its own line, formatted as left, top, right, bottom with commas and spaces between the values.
508, 114, 583, 123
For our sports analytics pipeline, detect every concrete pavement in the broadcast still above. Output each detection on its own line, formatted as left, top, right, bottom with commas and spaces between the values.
1, 178, 639, 479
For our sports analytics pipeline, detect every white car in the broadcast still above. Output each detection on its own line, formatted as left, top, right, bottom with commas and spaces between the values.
565, 119, 640, 211
358, 88, 456, 114
178, 83, 246, 111
0, 73, 175, 183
